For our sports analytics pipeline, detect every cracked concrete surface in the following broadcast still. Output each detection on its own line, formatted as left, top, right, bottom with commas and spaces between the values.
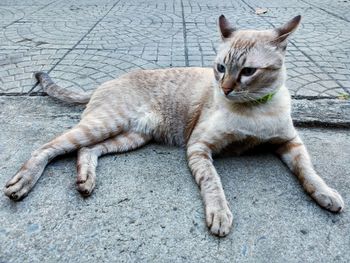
0, 97, 350, 262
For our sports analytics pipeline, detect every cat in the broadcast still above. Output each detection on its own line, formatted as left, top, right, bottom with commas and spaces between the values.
4, 15, 344, 237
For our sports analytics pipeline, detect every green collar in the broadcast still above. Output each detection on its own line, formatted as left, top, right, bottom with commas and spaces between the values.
251, 90, 277, 105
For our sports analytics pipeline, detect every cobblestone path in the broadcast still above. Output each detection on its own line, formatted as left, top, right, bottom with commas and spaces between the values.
0, 0, 349, 98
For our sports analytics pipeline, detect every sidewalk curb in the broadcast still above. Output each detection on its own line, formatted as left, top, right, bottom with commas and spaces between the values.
292, 99, 350, 128
1, 96, 349, 129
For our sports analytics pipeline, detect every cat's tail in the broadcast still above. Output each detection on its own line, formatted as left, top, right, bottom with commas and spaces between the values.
35, 72, 91, 104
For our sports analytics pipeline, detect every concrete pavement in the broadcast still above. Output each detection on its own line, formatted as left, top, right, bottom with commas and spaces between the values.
0, 96, 350, 262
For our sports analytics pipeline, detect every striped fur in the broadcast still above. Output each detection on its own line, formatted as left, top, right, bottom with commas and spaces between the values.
5, 15, 343, 237
76, 132, 151, 196
35, 72, 91, 104
276, 136, 343, 212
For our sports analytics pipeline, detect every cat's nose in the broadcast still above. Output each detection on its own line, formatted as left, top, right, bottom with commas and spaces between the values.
223, 86, 233, 95
222, 77, 236, 95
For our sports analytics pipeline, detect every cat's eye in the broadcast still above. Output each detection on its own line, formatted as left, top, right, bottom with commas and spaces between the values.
240, 67, 257, 77
217, 63, 226, 73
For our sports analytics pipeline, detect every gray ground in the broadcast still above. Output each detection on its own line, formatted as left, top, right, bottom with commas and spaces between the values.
0, 0, 350, 262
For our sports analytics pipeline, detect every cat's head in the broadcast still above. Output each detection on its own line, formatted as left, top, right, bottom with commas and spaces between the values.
214, 15, 301, 103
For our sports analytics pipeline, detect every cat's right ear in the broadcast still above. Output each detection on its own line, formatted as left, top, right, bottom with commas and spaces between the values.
218, 15, 236, 41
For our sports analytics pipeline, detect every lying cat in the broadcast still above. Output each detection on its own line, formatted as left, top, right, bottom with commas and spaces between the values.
4, 15, 344, 237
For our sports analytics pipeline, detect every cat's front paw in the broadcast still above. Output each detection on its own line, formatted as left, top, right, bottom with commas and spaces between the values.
205, 205, 233, 237
312, 187, 344, 213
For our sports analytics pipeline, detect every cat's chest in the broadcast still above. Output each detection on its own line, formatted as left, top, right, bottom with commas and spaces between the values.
202, 108, 293, 145
230, 113, 287, 139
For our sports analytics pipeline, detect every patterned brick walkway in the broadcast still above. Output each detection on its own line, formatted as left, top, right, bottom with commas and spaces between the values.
0, 0, 349, 98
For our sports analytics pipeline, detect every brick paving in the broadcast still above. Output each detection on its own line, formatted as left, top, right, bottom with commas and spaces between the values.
0, 0, 349, 96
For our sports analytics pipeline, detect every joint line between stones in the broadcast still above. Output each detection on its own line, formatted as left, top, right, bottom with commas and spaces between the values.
240, 0, 349, 95
289, 42, 350, 95
180, 0, 189, 67
2, 0, 59, 29
27, 0, 123, 94
299, 0, 350, 23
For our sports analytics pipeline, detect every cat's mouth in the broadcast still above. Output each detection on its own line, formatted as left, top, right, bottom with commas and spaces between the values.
225, 92, 252, 103
224, 89, 277, 104
219, 87, 247, 101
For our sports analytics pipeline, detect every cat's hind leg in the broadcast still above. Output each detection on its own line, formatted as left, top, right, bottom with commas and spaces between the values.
76, 132, 151, 196
4, 118, 123, 201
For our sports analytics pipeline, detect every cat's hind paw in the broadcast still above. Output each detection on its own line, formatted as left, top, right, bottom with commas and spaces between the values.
206, 205, 233, 237
4, 172, 34, 201
76, 166, 96, 197
312, 187, 344, 213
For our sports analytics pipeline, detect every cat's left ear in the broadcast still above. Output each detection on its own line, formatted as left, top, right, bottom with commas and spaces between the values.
273, 15, 301, 49
218, 15, 236, 41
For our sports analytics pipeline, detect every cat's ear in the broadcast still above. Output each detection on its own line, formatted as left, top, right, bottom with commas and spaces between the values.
218, 15, 236, 41
273, 15, 301, 48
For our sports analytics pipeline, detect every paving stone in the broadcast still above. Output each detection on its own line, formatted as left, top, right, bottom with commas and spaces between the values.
243, 0, 307, 8
23, 4, 114, 22
0, 0, 349, 97
256, 7, 350, 95
183, 5, 265, 26
303, 0, 350, 22
0, 6, 38, 22
32, 49, 162, 93
0, 49, 66, 93
0, 20, 97, 49
261, 8, 350, 50
103, 2, 182, 23
76, 21, 184, 51
0, 0, 56, 6
285, 49, 346, 97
